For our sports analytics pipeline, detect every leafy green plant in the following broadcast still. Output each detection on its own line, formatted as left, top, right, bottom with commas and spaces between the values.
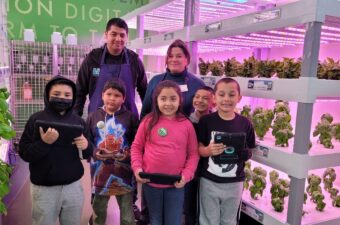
322, 168, 340, 208
312, 191, 326, 211
272, 101, 293, 147
329, 188, 339, 199
331, 123, 340, 141
198, 58, 210, 75
0, 87, 16, 215
239, 56, 257, 78
307, 174, 322, 195
276, 58, 301, 79
313, 113, 334, 149
317, 61, 326, 79
273, 100, 290, 115
269, 170, 279, 184
0, 159, 12, 215
318, 58, 340, 80
223, 57, 242, 77
269, 170, 290, 212
333, 195, 340, 207
249, 166, 267, 199
244, 161, 252, 190
323, 167, 336, 192
208, 60, 224, 76
256, 60, 278, 78
307, 174, 326, 211
240, 105, 252, 121
252, 107, 274, 140
0, 88, 15, 140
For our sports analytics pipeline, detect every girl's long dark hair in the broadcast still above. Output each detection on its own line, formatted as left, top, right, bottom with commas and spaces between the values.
144, 80, 186, 141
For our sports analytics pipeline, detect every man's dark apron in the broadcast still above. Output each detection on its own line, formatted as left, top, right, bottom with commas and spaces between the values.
88, 47, 137, 116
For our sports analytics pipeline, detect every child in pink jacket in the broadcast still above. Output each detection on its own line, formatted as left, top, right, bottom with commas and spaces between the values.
131, 80, 199, 225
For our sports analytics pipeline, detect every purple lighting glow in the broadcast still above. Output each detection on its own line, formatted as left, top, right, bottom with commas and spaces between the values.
286, 27, 340, 39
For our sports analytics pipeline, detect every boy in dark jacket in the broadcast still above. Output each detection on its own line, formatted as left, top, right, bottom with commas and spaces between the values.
86, 78, 138, 225
184, 86, 214, 225
19, 76, 93, 225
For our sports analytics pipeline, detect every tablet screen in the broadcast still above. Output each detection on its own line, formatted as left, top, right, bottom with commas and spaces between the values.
139, 172, 181, 185
212, 132, 246, 164
34, 120, 84, 145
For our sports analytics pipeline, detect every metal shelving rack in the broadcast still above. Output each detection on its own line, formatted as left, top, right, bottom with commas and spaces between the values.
125, 0, 340, 224
9, 41, 92, 140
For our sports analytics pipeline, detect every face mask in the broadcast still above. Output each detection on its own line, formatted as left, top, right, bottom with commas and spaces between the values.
49, 96, 73, 113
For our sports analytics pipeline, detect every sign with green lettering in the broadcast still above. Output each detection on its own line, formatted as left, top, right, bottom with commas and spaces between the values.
7, 0, 148, 44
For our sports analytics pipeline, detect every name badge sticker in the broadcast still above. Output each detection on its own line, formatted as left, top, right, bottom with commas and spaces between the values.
179, 84, 188, 92
92, 68, 100, 77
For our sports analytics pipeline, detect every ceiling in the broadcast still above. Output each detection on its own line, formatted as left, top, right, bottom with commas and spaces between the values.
126, 0, 299, 32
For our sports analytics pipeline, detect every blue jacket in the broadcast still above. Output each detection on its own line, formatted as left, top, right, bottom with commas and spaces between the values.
141, 69, 205, 119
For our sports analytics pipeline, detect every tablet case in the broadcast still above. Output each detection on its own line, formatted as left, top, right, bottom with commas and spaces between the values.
212, 132, 246, 164
34, 120, 84, 145
139, 172, 181, 185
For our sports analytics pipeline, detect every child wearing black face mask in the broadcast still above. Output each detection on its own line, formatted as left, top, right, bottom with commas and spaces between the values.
49, 96, 73, 113
19, 76, 93, 225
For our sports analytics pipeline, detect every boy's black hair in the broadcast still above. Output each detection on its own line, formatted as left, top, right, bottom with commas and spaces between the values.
214, 78, 241, 94
106, 18, 128, 34
102, 78, 126, 97
195, 86, 214, 95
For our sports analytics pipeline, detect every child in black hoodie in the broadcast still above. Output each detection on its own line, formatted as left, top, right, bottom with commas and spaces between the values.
19, 76, 93, 225
86, 78, 138, 225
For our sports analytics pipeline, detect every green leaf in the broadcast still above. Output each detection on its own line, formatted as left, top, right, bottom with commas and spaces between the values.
5, 111, 14, 122
0, 182, 10, 197
0, 99, 8, 112
0, 201, 7, 215
0, 124, 16, 140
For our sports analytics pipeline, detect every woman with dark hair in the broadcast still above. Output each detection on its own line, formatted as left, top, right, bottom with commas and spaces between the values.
140, 39, 205, 119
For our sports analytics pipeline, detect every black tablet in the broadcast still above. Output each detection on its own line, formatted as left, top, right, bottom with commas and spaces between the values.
139, 172, 181, 185
212, 132, 246, 164
34, 120, 84, 145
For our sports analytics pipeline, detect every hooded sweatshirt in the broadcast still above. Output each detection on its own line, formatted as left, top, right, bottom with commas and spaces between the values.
19, 76, 93, 186
86, 107, 139, 196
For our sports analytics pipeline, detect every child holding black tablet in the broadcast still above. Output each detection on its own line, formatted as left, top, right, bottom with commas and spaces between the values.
197, 78, 256, 225
86, 78, 139, 225
19, 76, 93, 225
131, 80, 199, 225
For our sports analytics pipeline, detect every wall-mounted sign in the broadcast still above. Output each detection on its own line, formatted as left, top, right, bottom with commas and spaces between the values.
241, 202, 264, 223
200, 76, 218, 88
253, 9, 281, 23
144, 36, 151, 44
7, 0, 149, 44
248, 80, 273, 91
164, 32, 174, 41
255, 144, 269, 157
205, 22, 222, 33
